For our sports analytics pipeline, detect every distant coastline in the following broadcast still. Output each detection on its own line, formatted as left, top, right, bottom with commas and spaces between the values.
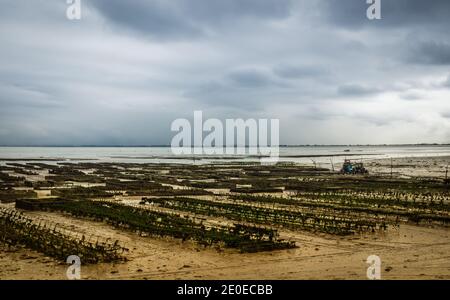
0, 144, 449, 148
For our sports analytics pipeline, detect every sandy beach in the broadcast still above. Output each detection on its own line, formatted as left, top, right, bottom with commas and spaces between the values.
1, 155, 449, 280
365, 156, 450, 179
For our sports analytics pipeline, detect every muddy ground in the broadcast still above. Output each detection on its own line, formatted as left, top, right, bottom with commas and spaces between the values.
0, 156, 449, 280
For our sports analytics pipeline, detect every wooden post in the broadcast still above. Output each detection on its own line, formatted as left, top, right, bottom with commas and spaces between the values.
390, 158, 393, 178
311, 159, 317, 170
445, 165, 449, 186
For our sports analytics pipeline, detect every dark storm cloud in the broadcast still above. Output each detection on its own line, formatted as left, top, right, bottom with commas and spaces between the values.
182, 0, 292, 22
87, 0, 200, 39
321, 0, 450, 29
0, 0, 449, 145
89, 0, 292, 39
408, 41, 450, 65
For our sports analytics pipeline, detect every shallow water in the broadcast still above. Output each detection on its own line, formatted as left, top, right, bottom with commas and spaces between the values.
0, 145, 449, 165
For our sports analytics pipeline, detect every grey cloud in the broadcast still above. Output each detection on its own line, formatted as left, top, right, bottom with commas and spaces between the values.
337, 84, 382, 97
227, 69, 276, 88
273, 64, 329, 79
0, 0, 449, 145
88, 0, 201, 39
294, 104, 401, 127
444, 75, 450, 88
184, 81, 271, 110
409, 41, 450, 65
184, 0, 292, 22
89, 0, 292, 40
321, 0, 450, 29
184, 68, 294, 109
0, 84, 65, 110
399, 91, 425, 101
295, 106, 340, 121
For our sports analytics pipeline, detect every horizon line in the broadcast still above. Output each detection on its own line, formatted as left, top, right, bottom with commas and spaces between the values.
0, 143, 449, 148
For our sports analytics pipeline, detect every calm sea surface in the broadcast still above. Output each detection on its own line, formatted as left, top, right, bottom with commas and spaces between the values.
0, 146, 449, 165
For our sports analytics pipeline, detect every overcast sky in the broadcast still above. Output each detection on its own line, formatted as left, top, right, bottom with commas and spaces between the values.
0, 0, 449, 145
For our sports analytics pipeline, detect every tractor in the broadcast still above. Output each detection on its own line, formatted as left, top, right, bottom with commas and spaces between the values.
340, 159, 368, 174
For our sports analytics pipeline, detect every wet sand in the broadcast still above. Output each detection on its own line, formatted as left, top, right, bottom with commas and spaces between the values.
0, 156, 449, 280
1, 208, 448, 280
365, 156, 450, 178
